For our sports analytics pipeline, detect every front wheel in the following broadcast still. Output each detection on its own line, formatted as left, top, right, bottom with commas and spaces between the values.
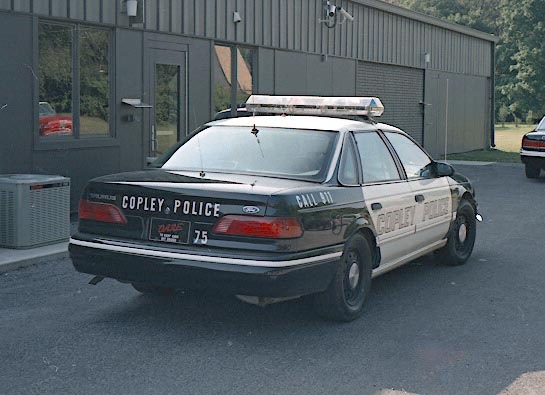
437, 200, 476, 266
525, 163, 541, 179
313, 234, 372, 322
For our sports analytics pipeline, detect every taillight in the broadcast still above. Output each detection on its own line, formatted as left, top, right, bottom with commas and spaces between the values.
212, 215, 303, 239
522, 137, 545, 149
79, 199, 127, 224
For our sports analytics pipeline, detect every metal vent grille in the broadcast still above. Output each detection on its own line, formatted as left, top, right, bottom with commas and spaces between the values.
0, 190, 15, 245
29, 186, 70, 245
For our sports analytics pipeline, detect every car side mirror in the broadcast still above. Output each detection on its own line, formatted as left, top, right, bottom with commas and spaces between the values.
434, 161, 455, 177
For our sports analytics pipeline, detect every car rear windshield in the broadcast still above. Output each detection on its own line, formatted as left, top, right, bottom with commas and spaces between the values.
159, 125, 338, 182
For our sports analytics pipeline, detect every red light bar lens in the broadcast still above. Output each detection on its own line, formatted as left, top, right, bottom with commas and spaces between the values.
212, 215, 303, 239
79, 199, 127, 224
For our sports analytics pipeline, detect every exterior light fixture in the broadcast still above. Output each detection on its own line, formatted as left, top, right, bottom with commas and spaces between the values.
424, 52, 431, 64
126, 0, 138, 17
233, 11, 242, 23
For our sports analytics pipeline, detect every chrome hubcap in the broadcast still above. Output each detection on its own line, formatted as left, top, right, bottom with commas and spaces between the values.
458, 223, 467, 243
348, 262, 360, 290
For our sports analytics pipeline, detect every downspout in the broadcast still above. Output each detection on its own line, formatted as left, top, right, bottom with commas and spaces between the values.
490, 42, 496, 148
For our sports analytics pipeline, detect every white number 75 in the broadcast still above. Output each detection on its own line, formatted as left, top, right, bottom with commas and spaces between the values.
193, 230, 208, 244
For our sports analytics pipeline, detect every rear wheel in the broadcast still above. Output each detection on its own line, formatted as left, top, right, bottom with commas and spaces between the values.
437, 200, 476, 266
313, 234, 372, 322
131, 282, 174, 296
525, 163, 541, 178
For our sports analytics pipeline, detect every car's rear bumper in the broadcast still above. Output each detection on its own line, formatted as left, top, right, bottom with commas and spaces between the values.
521, 149, 545, 165
69, 236, 340, 298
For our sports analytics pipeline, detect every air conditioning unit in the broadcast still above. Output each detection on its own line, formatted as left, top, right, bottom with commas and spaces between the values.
0, 174, 70, 248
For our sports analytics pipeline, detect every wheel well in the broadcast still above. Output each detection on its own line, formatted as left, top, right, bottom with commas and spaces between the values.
461, 192, 476, 211
358, 228, 380, 269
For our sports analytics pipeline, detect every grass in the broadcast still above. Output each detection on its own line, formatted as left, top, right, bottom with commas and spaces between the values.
446, 122, 535, 163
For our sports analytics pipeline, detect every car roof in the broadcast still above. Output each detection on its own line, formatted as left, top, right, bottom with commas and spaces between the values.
206, 115, 403, 134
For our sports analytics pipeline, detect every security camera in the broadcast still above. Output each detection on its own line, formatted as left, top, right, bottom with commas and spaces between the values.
328, 4, 337, 17
338, 7, 354, 22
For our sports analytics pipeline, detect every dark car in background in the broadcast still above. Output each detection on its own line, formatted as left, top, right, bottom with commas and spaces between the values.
39, 101, 72, 136
520, 116, 545, 178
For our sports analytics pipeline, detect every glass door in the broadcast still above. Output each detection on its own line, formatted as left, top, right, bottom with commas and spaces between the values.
152, 63, 180, 157
146, 45, 186, 163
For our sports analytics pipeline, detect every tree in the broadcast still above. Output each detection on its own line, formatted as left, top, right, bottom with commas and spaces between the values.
497, 0, 545, 118
498, 104, 509, 127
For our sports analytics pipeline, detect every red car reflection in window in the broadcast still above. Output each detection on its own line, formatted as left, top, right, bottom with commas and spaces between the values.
39, 102, 73, 136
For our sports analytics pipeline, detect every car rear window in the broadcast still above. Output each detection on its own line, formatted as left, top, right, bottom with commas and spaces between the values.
160, 126, 338, 181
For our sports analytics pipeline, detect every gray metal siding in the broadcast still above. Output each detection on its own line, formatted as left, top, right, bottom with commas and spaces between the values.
424, 70, 489, 157
357, 62, 424, 143
272, 51, 356, 97
5, 0, 493, 77
0, 12, 33, 174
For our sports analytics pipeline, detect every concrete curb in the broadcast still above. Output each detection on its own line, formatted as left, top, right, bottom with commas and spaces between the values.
0, 242, 69, 273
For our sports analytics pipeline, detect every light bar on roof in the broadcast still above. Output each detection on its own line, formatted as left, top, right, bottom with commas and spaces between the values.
245, 95, 384, 117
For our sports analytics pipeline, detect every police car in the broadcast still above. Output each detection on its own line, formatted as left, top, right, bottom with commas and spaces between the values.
69, 95, 480, 321
521, 116, 545, 178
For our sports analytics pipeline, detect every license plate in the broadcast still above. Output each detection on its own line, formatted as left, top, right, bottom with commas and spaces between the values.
149, 218, 191, 244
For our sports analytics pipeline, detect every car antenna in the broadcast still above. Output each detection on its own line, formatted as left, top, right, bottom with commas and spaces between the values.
196, 133, 205, 178
251, 124, 264, 158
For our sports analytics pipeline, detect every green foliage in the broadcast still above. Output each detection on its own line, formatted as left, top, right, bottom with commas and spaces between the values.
214, 83, 231, 113
526, 110, 534, 124
498, 104, 509, 125
39, 23, 110, 128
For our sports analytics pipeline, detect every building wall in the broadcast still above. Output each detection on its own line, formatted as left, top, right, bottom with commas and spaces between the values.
356, 61, 424, 143
0, 0, 493, 78
424, 70, 490, 157
0, 1, 496, 209
0, 12, 33, 174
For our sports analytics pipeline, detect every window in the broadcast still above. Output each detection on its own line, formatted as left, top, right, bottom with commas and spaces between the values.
338, 135, 359, 185
159, 126, 338, 182
38, 22, 111, 139
354, 132, 401, 183
384, 132, 432, 179
213, 45, 256, 115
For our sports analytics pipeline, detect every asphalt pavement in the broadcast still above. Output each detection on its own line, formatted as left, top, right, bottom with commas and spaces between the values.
2, 162, 545, 395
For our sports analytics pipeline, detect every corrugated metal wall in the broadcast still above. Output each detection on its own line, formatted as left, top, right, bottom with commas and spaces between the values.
356, 62, 424, 143
2, 0, 493, 77
424, 70, 489, 157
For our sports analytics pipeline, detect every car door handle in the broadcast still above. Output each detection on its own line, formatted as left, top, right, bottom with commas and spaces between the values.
415, 194, 425, 203
371, 203, 382, 211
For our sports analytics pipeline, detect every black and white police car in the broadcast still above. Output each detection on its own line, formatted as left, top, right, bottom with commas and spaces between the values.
521, 116, 545, 178
69, 95, 481, 321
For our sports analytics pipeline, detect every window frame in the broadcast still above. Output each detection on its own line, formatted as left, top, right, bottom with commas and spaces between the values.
34, 19, 116, 149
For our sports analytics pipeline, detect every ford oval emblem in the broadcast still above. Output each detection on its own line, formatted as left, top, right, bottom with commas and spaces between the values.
243, 206, 260, 214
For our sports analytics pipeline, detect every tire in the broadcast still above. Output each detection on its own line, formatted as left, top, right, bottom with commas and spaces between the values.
131, 282, 174, 296
437, 199, 476, 266
313, 234, 372, 322
525, 164, 540, 179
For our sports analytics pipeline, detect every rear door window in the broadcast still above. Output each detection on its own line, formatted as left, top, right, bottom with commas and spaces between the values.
353, 132, 401, 183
